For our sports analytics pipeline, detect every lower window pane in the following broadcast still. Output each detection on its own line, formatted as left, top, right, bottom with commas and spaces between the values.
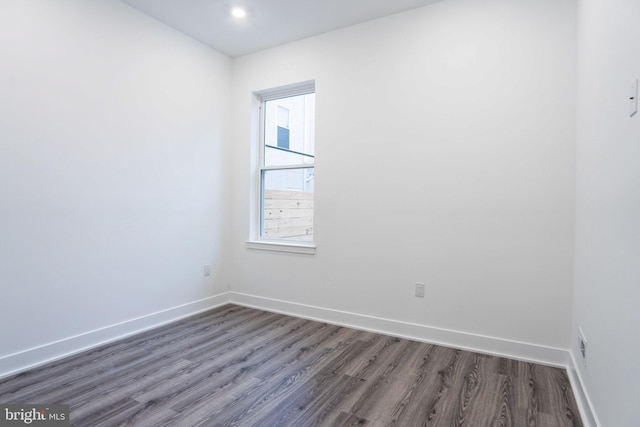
261, 168, 314, 241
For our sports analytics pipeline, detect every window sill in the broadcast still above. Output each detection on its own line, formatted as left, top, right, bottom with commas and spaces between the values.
246, 240, 316, 255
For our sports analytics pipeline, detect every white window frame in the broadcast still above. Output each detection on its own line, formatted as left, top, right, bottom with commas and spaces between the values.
247, 80, 316, 255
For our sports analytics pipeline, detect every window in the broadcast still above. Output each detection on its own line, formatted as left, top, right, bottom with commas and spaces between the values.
253, 81, 315, 248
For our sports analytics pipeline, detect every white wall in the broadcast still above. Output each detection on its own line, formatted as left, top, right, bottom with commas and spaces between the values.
0, 0, 231, 369
231, 0, 576, 352
6, 2, 631, 423
574, 0, 640, 425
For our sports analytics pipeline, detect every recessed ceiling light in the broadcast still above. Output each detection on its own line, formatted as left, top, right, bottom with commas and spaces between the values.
230, 6, 247, 19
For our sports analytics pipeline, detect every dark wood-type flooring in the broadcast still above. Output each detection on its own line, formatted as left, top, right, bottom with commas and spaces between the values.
0, 305, 582, 426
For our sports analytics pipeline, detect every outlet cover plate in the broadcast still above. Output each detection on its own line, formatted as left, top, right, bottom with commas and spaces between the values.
578, 327, 587, 366
631, 78, 638, 117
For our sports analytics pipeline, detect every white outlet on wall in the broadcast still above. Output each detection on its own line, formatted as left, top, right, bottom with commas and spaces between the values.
630, 78, 638, 117
578, 327, 587, 366
415, 282, 425, 298
204, 264, 211, 277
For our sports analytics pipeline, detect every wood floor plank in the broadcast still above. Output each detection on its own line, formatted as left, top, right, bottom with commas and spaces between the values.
155, 324, 362, 426
164, 319, 330, 413
131, 317, 315, 414
421, 348, 475, 424
0, 305, 254, 402
69, 358, 194, 421
454, 359, 507, 427
328, 411, 369, 426
345, 340, 427, 424
233, 342, 374, 427
0, 305, 583, 427
388, 346, 460, 425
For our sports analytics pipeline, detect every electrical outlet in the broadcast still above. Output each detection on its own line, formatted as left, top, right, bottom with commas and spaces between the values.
415, 282, 425, 298
631, 78, 638, 117
578, 327, 587, 366
203, 264, 211, 277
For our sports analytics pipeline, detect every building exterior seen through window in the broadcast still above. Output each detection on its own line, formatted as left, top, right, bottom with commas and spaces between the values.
276, 105, 290, 149
260, 87, 315, 241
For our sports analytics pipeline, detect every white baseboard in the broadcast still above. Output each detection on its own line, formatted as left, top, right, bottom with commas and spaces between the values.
567, 352, 601, 427
1, 290, 598, 427
229, 292, 569, 367
0, 292, 230, 379
230, 292, 601, 426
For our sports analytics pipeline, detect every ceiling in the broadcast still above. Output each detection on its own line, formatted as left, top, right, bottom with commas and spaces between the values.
120, 0, 443, 57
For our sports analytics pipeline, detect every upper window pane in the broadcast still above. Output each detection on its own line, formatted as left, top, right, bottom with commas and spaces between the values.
264, 93, 315, 167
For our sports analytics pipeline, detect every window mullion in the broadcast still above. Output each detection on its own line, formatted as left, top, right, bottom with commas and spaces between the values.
260, 164, 314, 172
